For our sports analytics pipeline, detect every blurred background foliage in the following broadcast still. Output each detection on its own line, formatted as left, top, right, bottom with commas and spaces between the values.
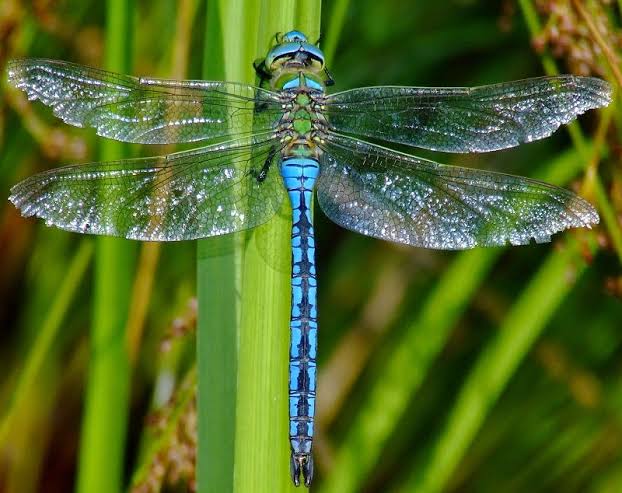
0, 0, 621, 492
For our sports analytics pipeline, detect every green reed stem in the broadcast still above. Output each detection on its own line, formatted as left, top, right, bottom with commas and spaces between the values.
196, 3, 320, 492
234, 5, 321, 491
323, 0, 350, 63
196, 2, 240, 491
405, 236, 596, 493
76, 2, 136, 492
0, 240, 93, 446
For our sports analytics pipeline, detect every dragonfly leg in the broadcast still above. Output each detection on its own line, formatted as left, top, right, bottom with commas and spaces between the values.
253, 146, 277, 183
253, 58, 271, 86
323, 67, 335, 86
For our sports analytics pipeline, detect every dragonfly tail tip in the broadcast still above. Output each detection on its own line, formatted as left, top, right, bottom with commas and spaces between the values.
290, 453, 314, 487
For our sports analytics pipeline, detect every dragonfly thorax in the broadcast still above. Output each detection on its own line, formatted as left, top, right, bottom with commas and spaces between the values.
276, 88, 327, 160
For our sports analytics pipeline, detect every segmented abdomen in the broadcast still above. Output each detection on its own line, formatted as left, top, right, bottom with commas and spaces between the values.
280, 157, 319, 486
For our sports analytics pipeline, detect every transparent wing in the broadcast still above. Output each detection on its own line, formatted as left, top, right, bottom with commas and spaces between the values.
9, 137, 285, 241
7, 58, 283, 144
325, 76, 611, 153
317, 134, 598, 249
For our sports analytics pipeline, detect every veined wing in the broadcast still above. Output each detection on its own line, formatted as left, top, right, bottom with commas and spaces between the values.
9, 136, 285, 241
317, 134, 598, 249
325, 76, 611, 153
7, 59, 283, 144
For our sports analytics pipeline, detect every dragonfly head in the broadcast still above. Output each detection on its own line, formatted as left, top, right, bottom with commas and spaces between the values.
262, 30, 326, 77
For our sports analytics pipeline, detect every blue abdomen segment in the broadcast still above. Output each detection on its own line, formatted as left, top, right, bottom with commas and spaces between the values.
280, 157, 320, 487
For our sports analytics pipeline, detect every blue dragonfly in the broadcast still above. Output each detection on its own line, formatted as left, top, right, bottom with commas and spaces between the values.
7, 31, 610, 487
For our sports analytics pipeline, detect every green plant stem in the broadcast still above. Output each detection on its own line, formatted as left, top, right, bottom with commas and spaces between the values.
232, 1, 290, 489
196, 2, 240, 491
196, 3, 320, 492
322, 0, 350, 63
76, 2, 136, 492
234, 4, 319, 488
404, 237, 596, 493
0, 240, 93, 445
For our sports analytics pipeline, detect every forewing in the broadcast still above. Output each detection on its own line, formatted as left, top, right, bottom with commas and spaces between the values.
325, 76, 611, 152
7, 59, 282, 144
10, 137, 285, 241
317, 134, 598, 249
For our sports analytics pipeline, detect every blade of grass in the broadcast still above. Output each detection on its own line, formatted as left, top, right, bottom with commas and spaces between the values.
319, 144, 596, 493
76, 2, 137, 492
197, 2, 321, 491
196, 1, 239, 491
322, 0, 350, 63
229, 0, 288, 487
0, 240, 93, 445
233, 2, 321, 492
403, 236, 597, 493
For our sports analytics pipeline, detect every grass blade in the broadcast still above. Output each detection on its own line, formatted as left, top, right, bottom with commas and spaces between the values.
197, 1, 321, 492
76, 2, 137, 492
404, 237, 597, 493
0, 240, 93, 445
234, 2, 321, 491
196, 1, 241, 490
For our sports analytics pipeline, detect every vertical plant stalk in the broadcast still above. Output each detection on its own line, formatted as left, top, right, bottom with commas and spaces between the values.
0, 240, 93, 445
322, 0, 351, 63
196, 2, 244, 492
406, 237, 597, 493
235, 5, 321, 491
196, 1, 320, 492
76, 2, 136, 493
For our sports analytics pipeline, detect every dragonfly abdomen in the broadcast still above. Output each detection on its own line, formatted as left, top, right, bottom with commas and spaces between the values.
280, 157, 319, 487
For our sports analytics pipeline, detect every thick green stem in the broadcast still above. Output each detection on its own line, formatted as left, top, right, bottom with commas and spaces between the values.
406, 238, 596, 493
76, 2, 136, 492
197, 2, 320, 492
0, 241, 93, 445
322, 0, 351, 63
196, 2, 241, 491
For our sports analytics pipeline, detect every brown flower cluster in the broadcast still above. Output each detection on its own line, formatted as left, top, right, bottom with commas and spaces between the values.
533, 0, 620, 76
132, 382, 197, 493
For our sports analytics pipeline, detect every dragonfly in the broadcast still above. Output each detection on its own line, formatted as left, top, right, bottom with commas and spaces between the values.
7, 31, 610, 487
